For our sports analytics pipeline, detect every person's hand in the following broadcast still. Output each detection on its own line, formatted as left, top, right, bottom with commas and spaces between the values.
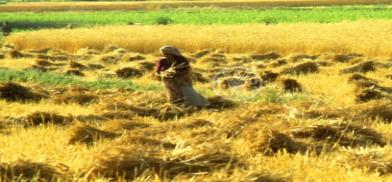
162, 68, 176, 78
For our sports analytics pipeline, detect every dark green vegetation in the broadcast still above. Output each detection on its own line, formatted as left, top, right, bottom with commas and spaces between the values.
0, 5, 391, 30
0, 68, 161, 90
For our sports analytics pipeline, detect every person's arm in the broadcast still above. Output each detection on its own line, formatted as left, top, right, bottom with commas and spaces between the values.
172, 56, 191, 77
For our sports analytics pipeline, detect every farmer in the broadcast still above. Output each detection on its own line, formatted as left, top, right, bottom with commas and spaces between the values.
0, 22, 12, 36
156, 45, 209, 107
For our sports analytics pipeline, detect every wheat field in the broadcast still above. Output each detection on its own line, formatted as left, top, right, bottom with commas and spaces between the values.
1, 2, 392, 180
7, 21, 392, 57
0, 36, 391, 180
0, 0, 390, 11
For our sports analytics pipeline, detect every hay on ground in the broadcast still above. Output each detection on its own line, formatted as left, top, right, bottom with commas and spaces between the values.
99, 54, 120, 64
357, 101, 392, 123
53, 92, 98, 105
183, 119, 213, 129
0, 82, 44, 102
348, 74, 378, 84
0, 160, 64, 181
218, 77, 245, 89
343, 152, 392, 175
341, 61, 376, 74
271, 59, 288, 67
87, 63, 104, 70
207, 96, 236, 109
69, 61, 87, 70
250, 52, 281, 61
243, 126, 305, 155
83, 146, 234, 180
102, 119, 150, 132
281, 78, 303, 92
63, 69, 84, 76
291, 123, 385, 147
123, 54, 146, 62
68, 123, 119, 144
101, 110, 137, 120
115, 67, 142, 79
4, 50, 23, 59
245, 77, 263, 90
192, 71, 209, 83
116, 134, 176, 149
193, 49, 211, 59
261, 71, 280, 83
288, 54, 318, 62
355, 88, 384, 102
23, 112, 73, 127
33, 59, 54, 67
281, 62, 319, 75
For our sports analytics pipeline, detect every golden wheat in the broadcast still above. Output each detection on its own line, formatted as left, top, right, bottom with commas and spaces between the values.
7, 21, 392, 57
0, 0, 390, 12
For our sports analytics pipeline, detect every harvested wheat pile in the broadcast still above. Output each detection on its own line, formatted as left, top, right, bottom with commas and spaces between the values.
207, 96, 236, 109
218, 77, 245, 89
183, 119, 213, 129
243, 126, 304, 155
342, 152, 392, 175
115, 67, 142, 79
130, 61, 156, 71
83, 146, 164, 180
33, 59, 54, 67
387, 74, 392, 80
357, 101, 392, 123
300, 107, 348, 120
4, 50, 23, 59
170, 148, 239, 172
347, 74, 390, 102
98, 101, 189, 121
87, 63, 104, 70
116, 134, 176, 150
102, 119, 150, 132
271, 59, 288, 67
193, 49, 211, 59
244, 77, 263, 90
198, 53, 227, 66
250, 52, 281, 61
69, 61, 86, 70
261, 71, 280, 83
122, 53, 146, 62
63, 69, 84, 76
0, 82, 44, 102
102, 44, 120, 53
287, 54, 318, 62
99, 54, 120, 64
192, 71, 209, 83
77, 47, 100, 56
320, 53, 361, 63
291, 123, 385, 147
348, 74, 378, 84
101, 110, 137, 120
355, 88, 384, 102
281, 78, 303, 92
84, 146, 230, 180
54, 91, 98, 105
0, 160, 65, 181
68, 123, 118, 144
32, 54, 54, 60
341, 61, 376, 74
281, 61, 319, 75
23, 112, 73, 127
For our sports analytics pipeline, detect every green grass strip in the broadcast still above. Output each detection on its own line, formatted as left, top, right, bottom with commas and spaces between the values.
0, 68, 162, 91
0, 5, 391, 31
